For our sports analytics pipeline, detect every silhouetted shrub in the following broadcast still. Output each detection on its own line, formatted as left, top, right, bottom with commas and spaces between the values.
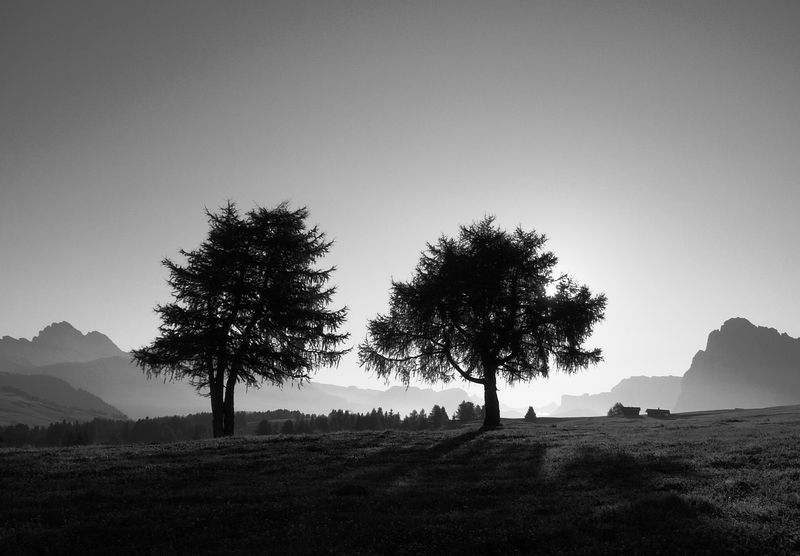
608, 403, 640, 417
608, 402, 625, 417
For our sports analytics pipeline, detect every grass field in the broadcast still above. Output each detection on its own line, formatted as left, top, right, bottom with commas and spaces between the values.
2, 406, 800, 555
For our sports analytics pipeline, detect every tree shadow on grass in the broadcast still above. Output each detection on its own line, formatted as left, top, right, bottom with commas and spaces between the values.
6, 430, 790, 556
425, 428, 485, 458
330, 428, 490, 497
324, 429, 550, 554
559, 444, 693, 489
544, 445, 760, 555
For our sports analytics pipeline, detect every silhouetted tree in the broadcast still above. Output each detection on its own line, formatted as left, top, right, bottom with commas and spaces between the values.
402, 409, 424, 430
359, 217, 606, 429
313, 414, 330, 433
418, 409, 429, 429
132, 202, 349, 437
455, 400, 477, 421
524, 406, 537, 422
429, 404, 450, 428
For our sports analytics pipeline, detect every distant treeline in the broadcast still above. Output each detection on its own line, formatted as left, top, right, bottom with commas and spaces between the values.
0, 401, 486, 448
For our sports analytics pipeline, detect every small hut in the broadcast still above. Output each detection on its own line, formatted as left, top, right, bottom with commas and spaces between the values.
620, 406, 641, 418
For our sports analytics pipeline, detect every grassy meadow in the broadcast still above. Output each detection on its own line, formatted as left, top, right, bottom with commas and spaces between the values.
2, 406, 800, 555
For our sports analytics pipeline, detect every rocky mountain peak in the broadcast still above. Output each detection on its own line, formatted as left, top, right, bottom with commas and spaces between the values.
675, 318, 800, 412
33, 321, 84, 346
703, 317, 800, 367
0, 322, 126, 367
34, 321, 124, 356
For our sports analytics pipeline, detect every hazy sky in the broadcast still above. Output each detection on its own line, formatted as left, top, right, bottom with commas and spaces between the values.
2, 0, 799, 408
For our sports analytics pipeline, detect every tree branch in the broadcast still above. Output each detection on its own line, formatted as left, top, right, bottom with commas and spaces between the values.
444, 347, 484, 385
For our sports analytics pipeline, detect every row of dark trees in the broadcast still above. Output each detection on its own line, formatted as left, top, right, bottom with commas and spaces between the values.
257, 403, 474, 435
0, 402, 492, 448
132, 202, 605, 435
0, 415, 211, 447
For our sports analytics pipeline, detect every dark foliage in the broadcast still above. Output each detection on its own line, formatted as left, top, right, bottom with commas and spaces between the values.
524, 406, 537, 421
429, 404, 450, 428
132, 202, 349, 437
455, 400, 476, 421
359, 216, 606, 428
454, 400, 485, 422
0, 416, 211, 447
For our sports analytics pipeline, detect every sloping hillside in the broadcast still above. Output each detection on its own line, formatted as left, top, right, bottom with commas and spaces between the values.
0, 385, 126, 427
0, 372, 127, 420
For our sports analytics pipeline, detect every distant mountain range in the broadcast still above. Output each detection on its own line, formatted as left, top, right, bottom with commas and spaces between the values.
0, 321, 125, 367
552, 317, 800, 416
0, 322, 133, 425
0, 322, 484, 425
4, 317, 798, 425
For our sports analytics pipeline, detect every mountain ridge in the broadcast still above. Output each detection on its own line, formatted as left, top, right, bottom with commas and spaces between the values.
674, 317, 800, 412
0, 321, 126, 367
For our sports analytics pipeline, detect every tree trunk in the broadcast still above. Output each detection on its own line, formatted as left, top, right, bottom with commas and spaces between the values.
222, 373, 237, 436
210, 382, 224, 438
481, 371, 501, 430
